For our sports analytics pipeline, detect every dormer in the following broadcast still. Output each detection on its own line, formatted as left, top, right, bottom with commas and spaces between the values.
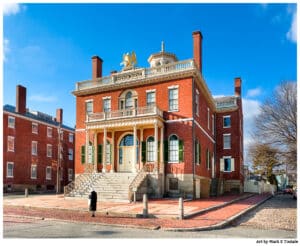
148, 41, 178, 68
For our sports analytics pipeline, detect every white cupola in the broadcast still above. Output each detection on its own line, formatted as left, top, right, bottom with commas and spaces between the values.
148, 41, 178, 68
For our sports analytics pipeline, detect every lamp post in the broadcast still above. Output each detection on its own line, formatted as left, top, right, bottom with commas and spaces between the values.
56, 124, 62, 194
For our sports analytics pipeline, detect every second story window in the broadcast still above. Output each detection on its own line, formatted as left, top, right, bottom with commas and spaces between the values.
32, 122, 38, 134
47, 127, 52, 138
223, 134, 231, 149
47, 144, 52, 158
168, 87, 178, 112
7, 136, 14, 152
146, 91, 156, 107
32, 141, 37, 155
223, 116, 231, 128
125, 91, 133, 108
103, 98, 111, 112
85, 100, 93, 115
8, 116, 15, 128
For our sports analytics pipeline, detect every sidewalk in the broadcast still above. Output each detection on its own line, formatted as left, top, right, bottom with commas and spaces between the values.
3, 192, 272, 231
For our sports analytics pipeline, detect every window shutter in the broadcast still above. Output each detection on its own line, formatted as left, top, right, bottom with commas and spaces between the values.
164, 140, 168, 162
231, 158, 235, 172
97, 144, 102, 164
220, 158, 224, 171
142, 141, 146, 163
81, 146, 85, 164
179, 140, 184, 162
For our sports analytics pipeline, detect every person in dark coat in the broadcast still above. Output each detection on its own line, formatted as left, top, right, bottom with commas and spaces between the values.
89, 190, 97, 217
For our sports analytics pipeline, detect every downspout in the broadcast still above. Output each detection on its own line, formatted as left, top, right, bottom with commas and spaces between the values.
192, 77, 195, 199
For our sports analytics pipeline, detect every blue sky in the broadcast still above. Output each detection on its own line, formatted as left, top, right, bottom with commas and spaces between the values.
2, 2, 297, 163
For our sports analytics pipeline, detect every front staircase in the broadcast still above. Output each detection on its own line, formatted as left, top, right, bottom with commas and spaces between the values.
64, 172, 142, 202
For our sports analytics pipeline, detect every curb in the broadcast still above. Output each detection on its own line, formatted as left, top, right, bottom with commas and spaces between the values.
162, 194, 273, 231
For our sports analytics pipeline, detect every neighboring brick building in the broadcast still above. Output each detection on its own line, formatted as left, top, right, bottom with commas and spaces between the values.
3, 85, 75, 193
71, 30, 244, 199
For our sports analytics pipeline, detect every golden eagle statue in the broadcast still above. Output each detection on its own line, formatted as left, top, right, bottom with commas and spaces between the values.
120, 51, 137, 69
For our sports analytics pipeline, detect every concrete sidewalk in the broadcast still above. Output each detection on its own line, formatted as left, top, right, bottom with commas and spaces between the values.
3, 192, 272, 231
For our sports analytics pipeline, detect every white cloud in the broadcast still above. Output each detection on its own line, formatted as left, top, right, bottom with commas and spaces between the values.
246, 87, 262, 98
2, 3, 21, 16
286, 7, 297, 43
3, 39, 10, 62
243, 98, 261, 121
29, 94, 58, 103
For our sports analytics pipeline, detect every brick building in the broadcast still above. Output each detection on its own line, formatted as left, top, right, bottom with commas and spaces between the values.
3, 85, 75, 193
69, 30, 244, 200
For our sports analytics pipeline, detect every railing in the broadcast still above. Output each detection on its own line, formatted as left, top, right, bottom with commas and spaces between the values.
75, 59, 196, 91
87, 105, 163, 123
215, 97, 237, 109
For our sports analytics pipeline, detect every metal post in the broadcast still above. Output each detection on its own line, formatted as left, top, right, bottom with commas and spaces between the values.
25, 188, 28, 198
142, 193, 148, 218
179, 197, 184, 220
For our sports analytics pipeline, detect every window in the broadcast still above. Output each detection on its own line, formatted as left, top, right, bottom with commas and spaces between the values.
206, 149, 211, 169
47, 144, 52, 158
85, 100, 93, 115
223, 116, 231, 128
195, 140, 201, 165
32, 122, 38, 134
146, 91, 156, 107
7, 136, 14, 152
68, 148, 73, 161
220, 157, 235, 172
68, 168, 73, 181
168, 88, 178, 111
7, 162, 14, 178
223, 134, 231, 149
47, 127, 52, 138
105, 141, 111, 164
146, 136, 155, 162
212, 115, 215, 135
207, 108, 210, 130
31, 165, 37, 179
69, 133, 74, 143
103, 98, 111, 112
60, 130, 64, 141
195, 91, 199, 116
8, 116, 15, 128
169, 135, 179, 163
125, 91, 133, 108
32, 141, 37, 155
46, 166, 52, 180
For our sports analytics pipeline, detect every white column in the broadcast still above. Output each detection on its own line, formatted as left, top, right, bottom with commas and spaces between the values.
93, 131, 97, 173
154, 122, 158, 173
111, 131, 115, 173
139, 128, 144, 169
160, 126, 164, 171
102, 128, 107, 173
133, 125, 137, 173
85, 129, 89, 165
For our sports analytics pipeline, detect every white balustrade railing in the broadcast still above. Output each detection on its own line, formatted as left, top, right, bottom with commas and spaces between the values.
75, 59, 196, 91
215, 97, 237, 109
87, 106, 163, 122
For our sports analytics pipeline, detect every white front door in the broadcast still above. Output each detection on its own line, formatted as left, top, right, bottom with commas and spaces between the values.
119, 146, 134, 172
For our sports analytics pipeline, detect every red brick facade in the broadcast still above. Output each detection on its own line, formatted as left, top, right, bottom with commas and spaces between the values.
3, 86, 75, 193
73, 30, 244, 198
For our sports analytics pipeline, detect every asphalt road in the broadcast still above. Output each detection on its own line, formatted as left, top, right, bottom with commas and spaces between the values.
3, 214, 296, 239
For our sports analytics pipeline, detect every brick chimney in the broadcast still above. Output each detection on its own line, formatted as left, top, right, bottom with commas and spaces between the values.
92, 55, 103, 79
234, 77, 242, 96
56, 108, 63, 124
16, 85, 27, 114
192, 31, 203, 74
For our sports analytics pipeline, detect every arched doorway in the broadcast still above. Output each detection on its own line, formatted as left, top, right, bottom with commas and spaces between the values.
118, 134, 138, 172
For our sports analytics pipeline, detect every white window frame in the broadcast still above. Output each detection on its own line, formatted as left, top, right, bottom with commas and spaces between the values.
223, 134, 231, 149
32, 141, 38, 155
7, 136, 15, 152
46, 166, 52, 180
8, 116, 15, 128
103, 97, 111, 112
212, 114, 215, 136
68, 148, 73, 161
168, 134, 179, 163
32, 122, 38, 134
223, 115, 231, 128
31, 165, 37, 179
105, 140, 111, 164
146, 90, 156, 107
195, 90, 199, 116
68, 133, 74, 143
68, 168, 73, 182
220, 156, 235, 172
47, 144, 52, 158
85, 99, 94, 115
47, 127, 53, 138
168, 86, 179, 112
207, 108, 210, 130
7, 162, 14, 178
60, 130, 64, 141
146, 136, 155, 162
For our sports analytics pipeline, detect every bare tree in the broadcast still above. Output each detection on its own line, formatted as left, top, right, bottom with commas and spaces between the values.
253, 82, 297, 168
